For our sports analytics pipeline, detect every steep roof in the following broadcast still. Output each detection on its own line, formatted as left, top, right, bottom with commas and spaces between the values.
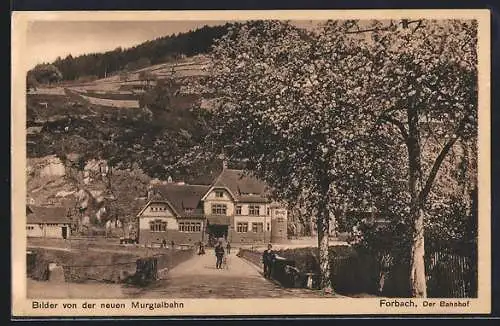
27, 205, 70, 224
212, 169, 269, 202
153, 184, 210, 218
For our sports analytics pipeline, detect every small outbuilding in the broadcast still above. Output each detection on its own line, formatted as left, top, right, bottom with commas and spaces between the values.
26, 205, 71, 239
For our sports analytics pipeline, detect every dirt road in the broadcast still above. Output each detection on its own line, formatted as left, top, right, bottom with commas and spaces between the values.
27, 249, 336, 299
125, 251, 333, 299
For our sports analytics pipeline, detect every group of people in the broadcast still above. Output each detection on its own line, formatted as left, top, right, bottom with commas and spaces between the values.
214, 241, 276, 278
202, 240, 275, 276
161, 240, 175, 248
163, 238, 276, 277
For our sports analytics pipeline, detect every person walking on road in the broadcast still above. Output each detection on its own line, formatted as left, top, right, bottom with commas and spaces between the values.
262, 243, 275, 279
198, 241, 205, 255
215, 241, 225, 269
226, 242, 231, 255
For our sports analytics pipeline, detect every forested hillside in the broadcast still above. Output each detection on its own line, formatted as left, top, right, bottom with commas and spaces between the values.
30, 23, 234, 82
26, 22, 238, 183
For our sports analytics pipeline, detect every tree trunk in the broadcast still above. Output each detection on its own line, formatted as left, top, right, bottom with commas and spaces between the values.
407, 106, 427, 298
317, 200, 333, 292
461, 140, 472, 217
409, 206, 427, 297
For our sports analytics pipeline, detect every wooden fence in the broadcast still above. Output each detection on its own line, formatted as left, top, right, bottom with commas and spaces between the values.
329, 250, 477, 298
426, 251, 477, 298
238, 247, 477, 298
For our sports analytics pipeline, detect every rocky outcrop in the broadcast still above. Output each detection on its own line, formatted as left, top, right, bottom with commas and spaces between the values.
28, 155, 66, 178
83, 159, 109, 185
27, 154, 150, 237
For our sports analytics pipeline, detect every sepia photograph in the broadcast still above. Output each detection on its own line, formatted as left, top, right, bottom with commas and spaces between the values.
11, 10, 491, 316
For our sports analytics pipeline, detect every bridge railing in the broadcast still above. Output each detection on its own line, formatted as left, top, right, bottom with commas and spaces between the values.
238, 249, 316, 289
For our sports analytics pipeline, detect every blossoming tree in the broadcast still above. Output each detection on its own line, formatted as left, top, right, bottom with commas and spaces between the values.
341, 19, 478, 297
190, 19, 477, 296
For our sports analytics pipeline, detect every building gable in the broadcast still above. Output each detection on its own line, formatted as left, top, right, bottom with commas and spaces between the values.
201, 186, 236, 202
208, 169, 269, 202
136, 200, 178, 218
152, 184, 209, 218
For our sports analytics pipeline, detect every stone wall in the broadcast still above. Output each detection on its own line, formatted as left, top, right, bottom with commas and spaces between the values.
27, 248, 138, 283
229, 230, 272, 245
139, 229, 203, 246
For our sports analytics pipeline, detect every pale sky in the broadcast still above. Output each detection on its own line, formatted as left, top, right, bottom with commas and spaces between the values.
25, 21, 225, 69
25, 20, 319, 69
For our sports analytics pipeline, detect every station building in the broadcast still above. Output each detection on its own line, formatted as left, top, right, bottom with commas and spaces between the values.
136, 168, 288, 246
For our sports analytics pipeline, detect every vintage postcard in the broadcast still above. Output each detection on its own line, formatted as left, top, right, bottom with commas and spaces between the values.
11, 10, 491, 317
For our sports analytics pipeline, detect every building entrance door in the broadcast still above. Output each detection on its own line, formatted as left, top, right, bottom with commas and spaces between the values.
62, 226, 68, 239
207, 224, 228, 246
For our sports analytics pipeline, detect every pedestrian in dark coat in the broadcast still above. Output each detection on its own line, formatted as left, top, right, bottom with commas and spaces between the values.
198, 241, 205, 255
226, 242, 231, 255
215, 241, 225, 269
262, 243, 275, 279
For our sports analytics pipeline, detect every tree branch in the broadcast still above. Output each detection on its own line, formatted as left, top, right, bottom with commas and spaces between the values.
360, 104, 408, 143
418, 115, 469, 204
412, 20, 424, 34
345, 20, 423, 34
380, 114, 409, 141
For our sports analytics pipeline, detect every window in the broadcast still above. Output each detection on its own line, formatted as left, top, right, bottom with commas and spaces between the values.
26, 226, 34, 231
267, 208, 270, 216
211, 204, 227, 215
179, 222, 202, 232
252, 222, 264, 233
150, 219, 167, 232
267, 223, 270, 231
237, 222, 248, 233
248, 205, 260, 216
277, 217, 285, 223
235, 205, 242, 215
215, 190, 224, 198
184, 208, 194, 214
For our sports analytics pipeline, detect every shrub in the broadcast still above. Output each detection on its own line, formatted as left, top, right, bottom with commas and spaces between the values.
27, 250, 50, 281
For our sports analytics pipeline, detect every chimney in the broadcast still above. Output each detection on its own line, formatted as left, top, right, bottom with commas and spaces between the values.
147, 186, 153, 200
